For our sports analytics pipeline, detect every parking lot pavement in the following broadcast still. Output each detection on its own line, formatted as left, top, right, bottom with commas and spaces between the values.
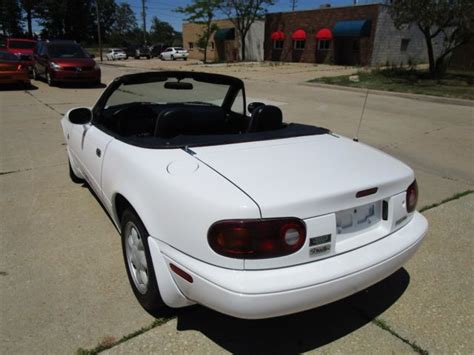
1, 63, 473, 353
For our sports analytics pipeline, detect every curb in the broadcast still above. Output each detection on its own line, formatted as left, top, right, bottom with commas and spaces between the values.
302, 82, 474, 107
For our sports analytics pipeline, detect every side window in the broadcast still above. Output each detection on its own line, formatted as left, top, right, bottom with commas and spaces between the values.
231, 89, 245, 115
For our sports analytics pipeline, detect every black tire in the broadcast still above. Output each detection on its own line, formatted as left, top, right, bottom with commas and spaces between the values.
46, 71, 55, 87
183, 57, 187, 61
171, 55, 175, 61
69, 161, 84, 183
121, 208, 167, 316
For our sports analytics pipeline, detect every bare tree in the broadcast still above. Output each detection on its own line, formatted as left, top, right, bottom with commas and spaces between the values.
390, 0, 474, 78
219, 0, 274, 61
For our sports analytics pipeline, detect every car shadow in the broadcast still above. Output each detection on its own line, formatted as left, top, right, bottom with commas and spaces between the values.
166, 269, 410, 353
0, 83, 38, 91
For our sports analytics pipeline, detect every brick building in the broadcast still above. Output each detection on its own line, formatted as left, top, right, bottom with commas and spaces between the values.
265, 4, 440, 67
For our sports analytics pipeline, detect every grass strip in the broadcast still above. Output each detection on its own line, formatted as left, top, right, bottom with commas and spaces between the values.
309, 68, 474, 100
419, 190, 473, 213
77, 316, 174, 355
371, 318, 429, 354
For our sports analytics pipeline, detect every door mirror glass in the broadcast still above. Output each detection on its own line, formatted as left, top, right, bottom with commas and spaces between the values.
68, 108, 92, 124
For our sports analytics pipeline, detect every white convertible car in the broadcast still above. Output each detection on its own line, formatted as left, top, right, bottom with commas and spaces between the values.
61, 71, 428, 319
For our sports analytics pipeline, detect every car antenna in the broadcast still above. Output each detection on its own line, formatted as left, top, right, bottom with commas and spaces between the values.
353, 88, 369, 142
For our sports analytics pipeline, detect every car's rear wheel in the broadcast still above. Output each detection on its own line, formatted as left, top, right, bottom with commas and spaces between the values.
171, 55, 175, 61
121, 208, 167, 315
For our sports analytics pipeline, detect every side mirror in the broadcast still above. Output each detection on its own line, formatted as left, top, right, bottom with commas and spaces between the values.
69, 108, 92, 124
248, 102, 265, 114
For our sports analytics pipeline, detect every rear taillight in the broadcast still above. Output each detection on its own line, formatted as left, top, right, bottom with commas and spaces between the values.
17, 64, 23, 71
406, 180, 418, 213
208, 218, 306, 259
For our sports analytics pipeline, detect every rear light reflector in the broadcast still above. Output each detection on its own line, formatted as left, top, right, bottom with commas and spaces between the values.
208, 218, 306, 259
406, 180, 418, 213
169, 263, 193, 283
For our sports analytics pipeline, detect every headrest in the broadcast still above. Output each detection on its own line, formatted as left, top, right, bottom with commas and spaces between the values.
247, 105, 283, 132
154, 106, 227, 138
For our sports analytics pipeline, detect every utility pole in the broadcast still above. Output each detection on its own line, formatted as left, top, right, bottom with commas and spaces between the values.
142, 0, 147, 45
95, 0, 103, 62
291, 0, 297, 11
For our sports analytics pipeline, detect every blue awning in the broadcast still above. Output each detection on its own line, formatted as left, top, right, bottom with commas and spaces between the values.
333, 20, 371, 37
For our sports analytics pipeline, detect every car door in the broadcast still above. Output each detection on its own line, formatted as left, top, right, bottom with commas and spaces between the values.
162, 48, 171, 60
69, 123, 114, 199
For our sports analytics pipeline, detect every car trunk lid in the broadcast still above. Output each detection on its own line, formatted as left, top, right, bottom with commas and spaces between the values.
193, 134, 414, 269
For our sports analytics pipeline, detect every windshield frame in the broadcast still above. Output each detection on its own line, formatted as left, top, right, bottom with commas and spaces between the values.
93, 71, 246, 123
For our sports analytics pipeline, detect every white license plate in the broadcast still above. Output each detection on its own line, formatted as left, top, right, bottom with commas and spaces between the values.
336, 201, 382, 234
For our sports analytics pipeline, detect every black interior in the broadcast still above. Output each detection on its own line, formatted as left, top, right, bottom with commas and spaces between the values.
97, 101, 328, 149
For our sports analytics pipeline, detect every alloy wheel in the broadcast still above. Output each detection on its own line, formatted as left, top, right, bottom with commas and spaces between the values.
124, 221, 149, 294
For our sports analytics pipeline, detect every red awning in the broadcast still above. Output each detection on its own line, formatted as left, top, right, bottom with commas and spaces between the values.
271, 31, 285, 40
316, 28, 333, 40
291, 29, 306, 40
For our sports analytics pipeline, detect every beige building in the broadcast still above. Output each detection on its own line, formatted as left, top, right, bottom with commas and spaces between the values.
183, 19, 264, 62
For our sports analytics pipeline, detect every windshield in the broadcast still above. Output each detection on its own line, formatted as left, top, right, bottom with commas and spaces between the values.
9, 40, 35, 49
174, 47, 184, 51
106, 77, 231, 108
48, 44, 88, 58
0, 51, 19, 61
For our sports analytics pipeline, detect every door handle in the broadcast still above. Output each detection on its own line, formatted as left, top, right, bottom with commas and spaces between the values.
96, 148, 101, 157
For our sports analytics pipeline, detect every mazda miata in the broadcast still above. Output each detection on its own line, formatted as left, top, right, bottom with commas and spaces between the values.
61, 71, 428, 319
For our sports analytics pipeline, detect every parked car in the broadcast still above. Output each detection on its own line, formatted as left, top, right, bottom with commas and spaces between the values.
4, 37, 36, 72
125, 45, 151, 59
61, 71, 427, 319
150, 43, 170, 58
0, 51, 31, 88
106, 48, 127, 61
32, 40, 101, 86
159, 47, 189, 61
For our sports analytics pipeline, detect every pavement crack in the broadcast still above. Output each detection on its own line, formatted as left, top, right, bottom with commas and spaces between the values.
24, 91, 64, 116
0, 168, 33, 176
371, 317, 429, 354
419, 190, 473, 213
76, 316, 174, 354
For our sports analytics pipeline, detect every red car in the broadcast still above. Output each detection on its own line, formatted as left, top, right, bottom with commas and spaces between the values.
0, 51, 31, 88
32, 40, 101, 86
5, 38, 36, 72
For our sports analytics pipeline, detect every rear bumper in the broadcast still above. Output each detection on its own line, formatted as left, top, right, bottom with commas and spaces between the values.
51, 69, 101, 82
0, 71, 30, 84
151, 211, 428, 319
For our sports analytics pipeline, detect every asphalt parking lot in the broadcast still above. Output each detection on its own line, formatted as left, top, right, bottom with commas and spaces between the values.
1, 59, 473, 354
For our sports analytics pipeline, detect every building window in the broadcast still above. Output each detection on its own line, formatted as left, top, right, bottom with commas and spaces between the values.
294, 40, 305, 50
400, 38, 410, 52
273, 40, 284, 50
318, 40, 331, 50
188, 42, 194, 49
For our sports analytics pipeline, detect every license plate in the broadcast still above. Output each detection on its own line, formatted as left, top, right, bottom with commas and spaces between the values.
336, 201, 381, 234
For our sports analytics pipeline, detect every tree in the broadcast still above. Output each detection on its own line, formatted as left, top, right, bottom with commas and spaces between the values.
176, 0, 221, 62
20, 0, 41, 37
0, 0, 24, 36
218, 0, 274, 61
36, 0, 94, 42
112, 3, 137, 34
149, 16, 176, 45
390, 0, 474, 78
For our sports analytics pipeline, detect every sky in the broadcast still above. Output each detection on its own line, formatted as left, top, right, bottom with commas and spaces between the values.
33, 0, 380, 33
129, 0, 378, 31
